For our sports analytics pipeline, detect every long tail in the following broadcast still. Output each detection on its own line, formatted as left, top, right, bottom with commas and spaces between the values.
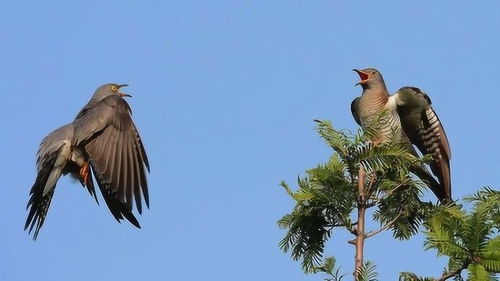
25, 158, 58, 240
406, 141, 450, 203
412, 165, 448, 203
429, 154, 451, 202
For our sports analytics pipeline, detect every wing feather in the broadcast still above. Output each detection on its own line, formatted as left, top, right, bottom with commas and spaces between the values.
421, 106, 452, 200
133, 127, 150, 208
114, 130, 123, 198
396, 87, 452, 201
131, 141, 142, 213
122, 130, 132, 211
76, 95, 149, 226
351, 97, 362, 126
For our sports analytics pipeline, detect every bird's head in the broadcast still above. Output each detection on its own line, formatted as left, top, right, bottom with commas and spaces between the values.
92, 83, 131, 101
353, 68, 385, 90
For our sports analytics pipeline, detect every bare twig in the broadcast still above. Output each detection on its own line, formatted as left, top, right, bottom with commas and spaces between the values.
386, 180, 410, 197
365, 212, 403, 239
366, 173, 377, 194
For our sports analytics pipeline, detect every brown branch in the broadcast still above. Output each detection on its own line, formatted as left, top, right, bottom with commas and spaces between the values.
365, 212, 403, 239
366, 179, 410, 206
365, 178, 411, 207
386, 180, 410, 197
365, 172, 377, 195
361, 173, 377, 203
437, 261, 470, 281
353, 165, 366, 280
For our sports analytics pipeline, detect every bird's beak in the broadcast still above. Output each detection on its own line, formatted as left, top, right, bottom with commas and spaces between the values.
353, 69, 369, 86
118, 84, 132, 97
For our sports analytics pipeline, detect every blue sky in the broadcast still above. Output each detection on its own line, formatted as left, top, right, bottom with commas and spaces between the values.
1, 1, 499, 280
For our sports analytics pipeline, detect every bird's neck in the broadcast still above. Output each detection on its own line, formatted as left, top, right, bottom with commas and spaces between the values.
361, 87, 389, 109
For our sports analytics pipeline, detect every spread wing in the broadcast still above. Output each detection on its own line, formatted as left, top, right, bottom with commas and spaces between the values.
73, 95, 150, 226
396, 87, 451, 201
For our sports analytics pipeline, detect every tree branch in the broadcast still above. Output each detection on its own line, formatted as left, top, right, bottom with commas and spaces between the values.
365, 172, 378, 197
437, 261, 470, 281
366, 179, 411, 205
365, 212, 403, 239
386, 180, 410, 197
353, 165, 366, 280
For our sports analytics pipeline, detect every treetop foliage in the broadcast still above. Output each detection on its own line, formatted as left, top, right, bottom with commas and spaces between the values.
278, 120, 500, 280
278, 120, 433, 273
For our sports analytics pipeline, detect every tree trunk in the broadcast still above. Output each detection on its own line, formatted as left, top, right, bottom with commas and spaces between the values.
354, 165, 366, 280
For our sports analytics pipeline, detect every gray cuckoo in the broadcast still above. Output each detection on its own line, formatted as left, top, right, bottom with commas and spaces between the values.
25, 84, 149, 239
351, 68, 451, 202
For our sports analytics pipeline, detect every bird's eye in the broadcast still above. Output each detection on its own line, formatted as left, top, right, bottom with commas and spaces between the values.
111, 85, 118, 91
371, 71, 376, 75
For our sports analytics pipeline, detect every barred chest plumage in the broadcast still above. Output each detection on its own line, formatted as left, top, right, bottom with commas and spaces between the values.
358, 94, 404, 144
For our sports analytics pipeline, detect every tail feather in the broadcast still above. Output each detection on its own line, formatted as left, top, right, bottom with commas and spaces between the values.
25, 157, 58, 240
412, 165, 447, 202
429, 156, 451, 202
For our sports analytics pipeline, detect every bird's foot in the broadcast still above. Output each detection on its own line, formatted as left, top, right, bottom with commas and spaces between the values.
371, 138, 383, 147
80, 162, 90, 186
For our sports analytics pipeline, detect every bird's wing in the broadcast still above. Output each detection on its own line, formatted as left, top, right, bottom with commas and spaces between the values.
395, 87, 451, 201
74, 95, 149, 226
351, 97, 362, 126
25, 125, 73, 239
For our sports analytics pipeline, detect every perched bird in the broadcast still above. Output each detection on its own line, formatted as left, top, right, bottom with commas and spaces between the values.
351, 68, 451, 202
25, 83, 149, 239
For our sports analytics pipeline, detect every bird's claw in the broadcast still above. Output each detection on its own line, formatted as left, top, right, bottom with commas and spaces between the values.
80, 162, 90, 186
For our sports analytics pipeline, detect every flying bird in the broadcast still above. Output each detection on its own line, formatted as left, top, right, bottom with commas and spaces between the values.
25, 83, 149, 239
350, 68, 451, 202
25, 123, 98, 239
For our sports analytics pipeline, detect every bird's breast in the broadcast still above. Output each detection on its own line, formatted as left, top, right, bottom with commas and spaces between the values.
359, 95, 404, 143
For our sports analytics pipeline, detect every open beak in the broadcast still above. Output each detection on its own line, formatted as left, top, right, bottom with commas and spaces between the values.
118, 84, 132, 97
353, 69, 369, 86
